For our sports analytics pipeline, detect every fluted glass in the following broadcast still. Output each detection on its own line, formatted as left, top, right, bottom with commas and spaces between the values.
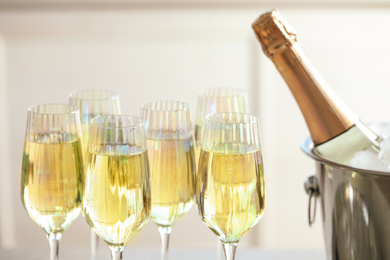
195, 88, 248, 162
83, 115, 151, 260
21, 104, 84, 260
141, 101, 196, 260
69, 89, 121, 157
195, 88, 249, 260
196, 112, 265, 260
69, 89, 121, 259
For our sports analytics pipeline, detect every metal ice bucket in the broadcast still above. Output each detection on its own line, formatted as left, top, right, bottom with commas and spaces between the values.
301, 137, 390, 260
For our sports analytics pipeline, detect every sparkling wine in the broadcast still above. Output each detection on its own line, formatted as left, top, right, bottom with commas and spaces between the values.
194, 124, 203, 161
80, 122, 89, 160
196, 148, 265, 243
21, 138, 83, 234
147, 137, 196, 227
83, 149, 151, 247
252, 10, 381, 164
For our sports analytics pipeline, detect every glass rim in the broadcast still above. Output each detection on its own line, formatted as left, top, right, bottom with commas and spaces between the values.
68, 89, 119, 101
198, 88, 247, 98
141, 100, 190, 112
205, 112, 259, 125
27, 104, 79, 115
90, 115, 144, 129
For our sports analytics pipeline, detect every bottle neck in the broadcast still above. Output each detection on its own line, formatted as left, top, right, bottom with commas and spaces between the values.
270, 42, 358, 145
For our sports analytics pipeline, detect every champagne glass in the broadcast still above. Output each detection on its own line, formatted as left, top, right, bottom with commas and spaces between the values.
195, 88, 248, 161
196, 112, 265, 260
141, 101, 196, 260
69, 89, 121, 258
195, 88, 248, 260
69, 89, 121, 158
83, 115, 151, 260
21, 104, 84, 260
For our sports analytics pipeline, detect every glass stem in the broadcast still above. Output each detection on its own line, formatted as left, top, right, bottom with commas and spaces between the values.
109, 246, 124, 260
91, 230, 99, 260
158, 226, 172, 260
222, 242, 237, 260
47, 233, 62, 260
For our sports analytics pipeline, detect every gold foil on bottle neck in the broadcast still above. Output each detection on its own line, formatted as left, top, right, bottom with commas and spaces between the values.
252, 9, 357, 145
252, 9, 297, 58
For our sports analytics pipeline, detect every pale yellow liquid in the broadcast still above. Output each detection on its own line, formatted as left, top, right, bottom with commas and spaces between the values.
83, 150, 151, 247
80, 122, 89, 161
194, 124, 203, 166
196, 149, 265, 243
21, 139, 84, 234
147, 137, 195, 227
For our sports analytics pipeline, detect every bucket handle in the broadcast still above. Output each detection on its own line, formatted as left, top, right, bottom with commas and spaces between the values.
304, 175, 319, 226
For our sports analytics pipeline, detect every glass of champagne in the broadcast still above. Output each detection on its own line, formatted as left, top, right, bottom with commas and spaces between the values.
195, 88, 248, 260
69, 89, 121, 157
83, 115, 151, 260
69, 89, 121, 258
196, 112, 265, 260
195, 88, 248, 157
21, 104, 84, 260
141, 101, 196, 260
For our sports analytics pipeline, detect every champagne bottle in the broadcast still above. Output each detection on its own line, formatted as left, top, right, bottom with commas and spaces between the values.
252, 9, 381, 164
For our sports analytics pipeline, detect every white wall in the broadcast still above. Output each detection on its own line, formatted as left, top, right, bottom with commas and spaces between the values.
1, 1, 390, 252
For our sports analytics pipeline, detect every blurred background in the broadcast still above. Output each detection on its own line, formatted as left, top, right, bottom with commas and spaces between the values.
1, 0, 390, 253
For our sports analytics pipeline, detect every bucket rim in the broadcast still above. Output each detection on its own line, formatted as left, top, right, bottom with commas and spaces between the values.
300, 137, 390, 177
